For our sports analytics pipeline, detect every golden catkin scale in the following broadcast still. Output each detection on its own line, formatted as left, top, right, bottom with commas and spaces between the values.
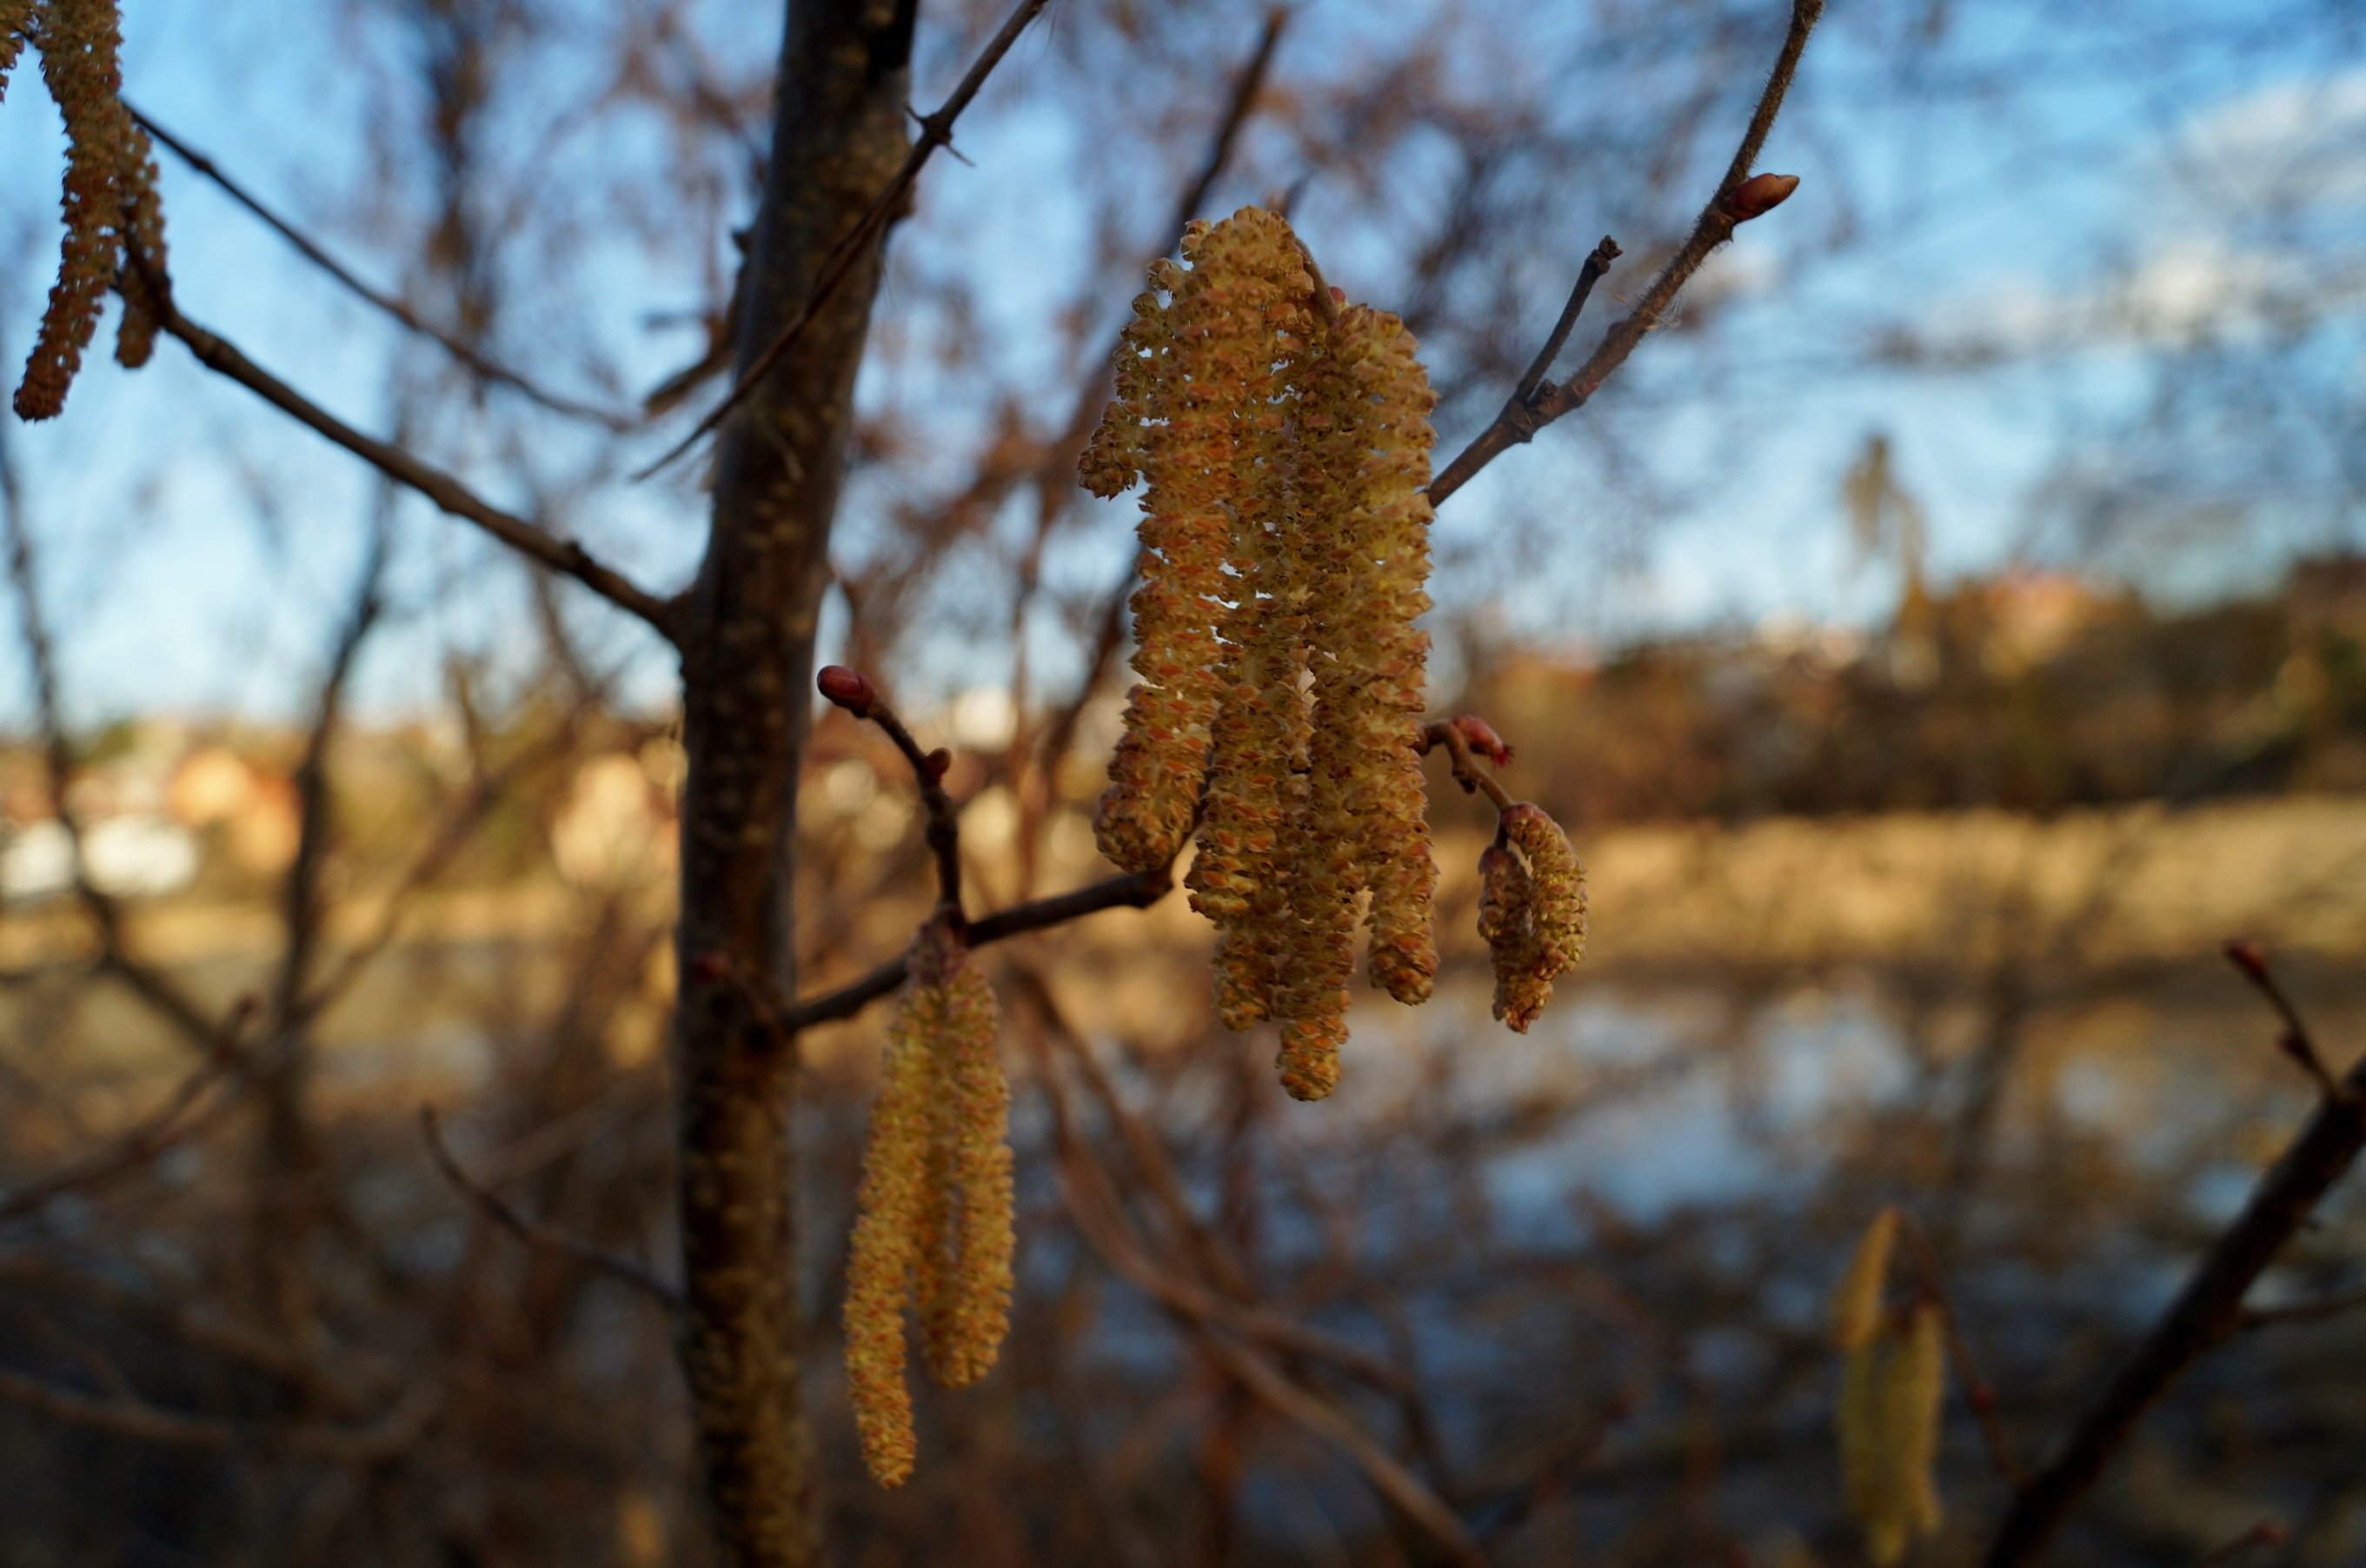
842, 918, 1015, 1487
1830, 1206, 1899, 1351
11, 0, 168, 420
1082, 206, 1452, 1098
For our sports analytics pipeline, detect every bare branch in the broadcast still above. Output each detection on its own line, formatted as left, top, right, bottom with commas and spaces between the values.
1898, 1212, 2025, 1486
1984, 980, 2366, 1566
0, 1043, 249, 1228
1427, 0, 1823, 508
816, 665, 963, 915
0, 1366, 437, 1462
147, 293, 680, 640
782, 864, 1173, 1034
419, 1107, 684, 1315
127, 103, 636, 429
634, 0, 1054, 478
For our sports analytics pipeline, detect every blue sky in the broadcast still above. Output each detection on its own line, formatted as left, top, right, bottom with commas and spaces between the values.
1, 0, 2360, 727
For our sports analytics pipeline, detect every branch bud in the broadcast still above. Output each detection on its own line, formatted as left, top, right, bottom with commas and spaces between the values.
2223, 937, 2270, 986
1724, 172, 1800, 223
1450, 714, 1514, 767
817, 664, 876, 717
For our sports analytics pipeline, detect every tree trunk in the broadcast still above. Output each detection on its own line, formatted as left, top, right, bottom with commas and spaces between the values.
672, 2, 913, 1562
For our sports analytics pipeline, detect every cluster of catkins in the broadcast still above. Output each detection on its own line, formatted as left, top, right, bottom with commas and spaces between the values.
1, 0, 168, 420
1830, 1207, 1947, 1565
1081, 206, 1442, 1101
842, 915, 1015, 1487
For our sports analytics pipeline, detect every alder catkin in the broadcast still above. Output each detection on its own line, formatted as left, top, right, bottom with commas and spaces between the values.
1830, 1206, 1898, 1351
1314, 305, 1439, 1007
0, 2, 34, 105
921, 949, 1014, 1389
1837, 1301, 1947, 1565
1479, 803, 1589, 1031
1087, 259, 1224, 874
10, 0, 169, 419
1083, 205, 1452, 1097
844, 917, 1015, 1486
1180, 210, 1316, 1032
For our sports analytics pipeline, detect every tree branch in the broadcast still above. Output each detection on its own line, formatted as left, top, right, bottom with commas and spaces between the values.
149, 295, 680, 641
128, 103, 636, 430
1427, 0, 1822, 507
782, 863, 1174, 1033
635, 0, 1054, 479
1984, 957, 2366, 1566
419, 1107, 684, 1315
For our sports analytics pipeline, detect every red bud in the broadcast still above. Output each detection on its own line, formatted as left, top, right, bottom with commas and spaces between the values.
2224, 938, 2270, 985
923, 747, 953, 781
816, 665, 874, 716
1451, 714, 1514, 767
688, 950, 732, 986
1725, 172, 1800, 223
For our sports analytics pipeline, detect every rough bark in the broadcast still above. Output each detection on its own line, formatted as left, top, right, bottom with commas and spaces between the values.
672, 3, 913, 1563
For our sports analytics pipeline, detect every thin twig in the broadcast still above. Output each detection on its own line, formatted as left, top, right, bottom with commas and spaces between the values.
0, 1366, 437, 1462
127, 103, 635, 429
1511, 236, 1623, 409
1427, 0, 1823, 507
1984, 981, 2366, 1565
816, 667, 963, 915
1017, 1015, 1479, 1566
1898, 1212, 2024, 1486
782, 863, 1174, 1033
2238, 1283, 2366, 1331
1419, 718, 1516, 814
0, 429, 243, 1053
2224, 939, 2348, 1102
0, 1043, 249, 1228
635, 0, 1054, 478
2190, 1521, 2290, 1565
419, 1107, 684, 1315
148, 290, 679, 640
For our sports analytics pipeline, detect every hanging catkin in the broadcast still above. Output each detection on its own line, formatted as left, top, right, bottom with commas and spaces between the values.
1835, 1297, 1946, 1565
1830, 1206, 1898, 1351
1080, 206, 1445, 1099
1477, 802, 1590, 1032
6, 0, 169, 420
843, 917, 1014, 1487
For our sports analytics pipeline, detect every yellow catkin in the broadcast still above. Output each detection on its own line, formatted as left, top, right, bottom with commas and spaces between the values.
0, 2, 34, 105
1477, 840, 1545, 1028
1084, 206, 1449, 1095
10, 0, 166, 419
921, 950, 1014, 1389
843, 953, 940, 1488
1313, 305, 1439, 1007
1086, 258, 1220, 874
1830, 1206, 1898, 1351
844, 919, 1015, 1485
1838, 1303, 1947, 1565
1479, 803, 1589, 1031
1178, 209, 1315, 1028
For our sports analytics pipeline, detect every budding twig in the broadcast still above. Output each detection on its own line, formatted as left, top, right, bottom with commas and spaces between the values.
1427, 0, 1821, 507
818, 665, 964, 919
2224, 938, 2348, 1103
1419, 716, 1515, 814
419, 1106, 684, 1315
1897, 1212, 2024, 1486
